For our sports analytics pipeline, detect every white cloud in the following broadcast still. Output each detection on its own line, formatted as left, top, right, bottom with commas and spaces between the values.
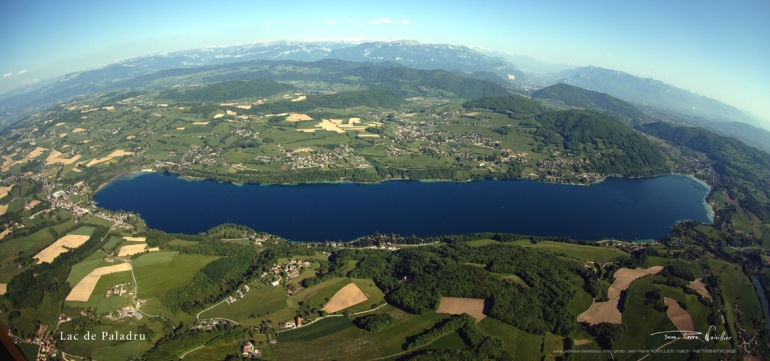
2, 73, 11, 78
394, 18, 411, 25
369, 18, 393, 25
325, 20, 337, 25
18, 70, 27, 75
606, 53, 613, 57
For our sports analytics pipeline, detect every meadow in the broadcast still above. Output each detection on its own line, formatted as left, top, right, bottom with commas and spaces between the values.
133, 253, 220, 298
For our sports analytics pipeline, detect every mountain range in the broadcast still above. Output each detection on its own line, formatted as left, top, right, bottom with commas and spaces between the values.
1, 40, 767, 152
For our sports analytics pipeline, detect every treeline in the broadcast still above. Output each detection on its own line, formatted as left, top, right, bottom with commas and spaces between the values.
5, 226, 109, 309
160, 247, 276, 313
354, 313, 396, 332
158, 79, 297, 102
142, 323, 257, 361
401, 314, 511, 360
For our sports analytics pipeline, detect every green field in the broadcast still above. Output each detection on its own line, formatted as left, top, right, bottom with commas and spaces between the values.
292, 277, 348, 304
709, 258, 763, 335
465, 239, 501, 247
615, 278, 680, 360
102, 236, 123, 251
304, 278, 354, 311
567, 283, 594, 317
89, 340, 144, 361
68, 226, 96, 236
66, 257, 105, 286
19, 342, 39, 361
200, 283, 289, 321
374, 312, 450, 355
132, 251, 178, 268
509, 240, 627, 263
477, 317, 544, 360
272, 324, 381, 361
133, 253, 220, 298
277, 315, 354, 342
166, 239, 199, 247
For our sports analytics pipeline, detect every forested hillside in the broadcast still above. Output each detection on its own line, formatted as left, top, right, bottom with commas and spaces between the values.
532, 83, 647, 122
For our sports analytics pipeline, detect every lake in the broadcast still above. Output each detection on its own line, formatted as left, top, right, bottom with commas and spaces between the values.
94, 173, 712, 242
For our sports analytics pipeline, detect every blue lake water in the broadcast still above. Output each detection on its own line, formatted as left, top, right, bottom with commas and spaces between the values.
94, 173, 712, 242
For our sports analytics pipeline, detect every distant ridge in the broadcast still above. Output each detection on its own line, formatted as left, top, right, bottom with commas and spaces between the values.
532, 83, 646, 123
556, 66, 764, 128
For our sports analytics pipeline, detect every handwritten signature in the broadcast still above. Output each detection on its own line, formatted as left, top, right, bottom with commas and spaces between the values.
650, 325, 732, 343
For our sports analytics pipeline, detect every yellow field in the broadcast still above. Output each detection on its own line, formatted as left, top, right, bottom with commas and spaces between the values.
65, 263, 132, 302
579, 266, 663, 325
86, 150, 133, 167
607, 266, 664, 299
291, 95, 306, 102
193, 122, 209, 125
664, 297, 694, 335
0, 186, 11, 198
688, 278, 713, 301
34, 234, 91, 264
0, 204, 7, 216
436, 297, 487, 321
45, 150, 81, 165
0, 283, 6, 295
123, 237, 146, 242
286, 113, 313, 121
357, 134, 381, 138
321, 283, 368, 313
118, 244, 149, 257
213, 114, 224, 119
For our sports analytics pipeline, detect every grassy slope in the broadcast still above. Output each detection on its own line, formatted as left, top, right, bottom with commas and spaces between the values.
509, 240, 627, 263
199, 283, 289, 321
133, 254, 219, 298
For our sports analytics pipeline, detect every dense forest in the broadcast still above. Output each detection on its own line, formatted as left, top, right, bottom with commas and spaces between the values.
307, 242, 581, 337
535, 110, 668, 175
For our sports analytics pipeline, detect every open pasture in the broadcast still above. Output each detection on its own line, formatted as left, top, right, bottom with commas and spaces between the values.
477, 317, 545, 360
436, 297, 487, 321
375, 312, 451, 355
199, 283, 288, 321
273, 323, 381, 361
133, 253, 219, 297
509, 240, 626, 263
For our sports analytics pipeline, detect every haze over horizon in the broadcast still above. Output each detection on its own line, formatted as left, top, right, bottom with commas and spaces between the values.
1, 0, 768, 122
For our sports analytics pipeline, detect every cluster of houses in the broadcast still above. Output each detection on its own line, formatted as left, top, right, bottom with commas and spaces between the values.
226, 284, 250, 304
105, 283, 131, 297
240, 341, 263, 358
262, 259, 311, 286
279, 316, 303, 330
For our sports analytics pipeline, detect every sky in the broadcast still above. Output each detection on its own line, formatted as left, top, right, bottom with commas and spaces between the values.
1, 0, 768, 121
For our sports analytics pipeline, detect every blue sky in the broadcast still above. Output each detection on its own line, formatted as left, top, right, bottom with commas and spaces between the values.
1, 0, 768, 121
